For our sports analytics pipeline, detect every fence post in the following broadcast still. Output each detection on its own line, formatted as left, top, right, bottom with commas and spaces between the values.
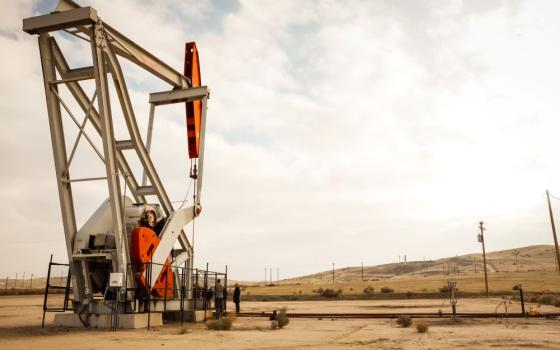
42, 254, 53, 328
224, 265, 228, 314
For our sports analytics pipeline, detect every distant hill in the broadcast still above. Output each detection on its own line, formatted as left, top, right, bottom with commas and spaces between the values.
283, 245, 559, 284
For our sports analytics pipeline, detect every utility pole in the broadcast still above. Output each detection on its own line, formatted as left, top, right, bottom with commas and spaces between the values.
269, 268, 272, 284
361, 262, 364, 281
332, 262, 335, 283
30, 274, 34, 289
456, 255, 460, 275
22, 272, 26, 289
513, 251, 520, 272
546, 190, 560, 275
15, 273, 18, 289
276, 268, 279, 284
478, 221, 489, 297
264, 267, 267, 284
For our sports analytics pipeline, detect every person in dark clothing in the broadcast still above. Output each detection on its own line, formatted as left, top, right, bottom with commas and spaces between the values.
233, 283, 241, 313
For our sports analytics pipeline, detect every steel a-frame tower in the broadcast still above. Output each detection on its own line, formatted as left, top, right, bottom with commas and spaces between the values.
23, 0, 209, 318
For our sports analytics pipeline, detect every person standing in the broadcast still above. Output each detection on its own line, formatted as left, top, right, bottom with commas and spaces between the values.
233, 284, 241, 313
214, 279, 224, 317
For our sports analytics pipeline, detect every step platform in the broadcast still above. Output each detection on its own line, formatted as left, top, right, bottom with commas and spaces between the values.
163, 310, 206, 322
53, 312, 163, 329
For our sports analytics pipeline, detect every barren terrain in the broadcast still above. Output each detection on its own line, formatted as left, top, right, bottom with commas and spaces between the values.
1, 294, 560, 349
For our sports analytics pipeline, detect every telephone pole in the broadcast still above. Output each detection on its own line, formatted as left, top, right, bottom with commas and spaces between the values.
478, 221, 489, 297
361, 262, 364, 281
332, 262, 335, 283
546, 190, 560, 275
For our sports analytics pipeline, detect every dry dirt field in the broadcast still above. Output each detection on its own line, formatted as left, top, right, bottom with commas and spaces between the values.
1, 294, 560, 349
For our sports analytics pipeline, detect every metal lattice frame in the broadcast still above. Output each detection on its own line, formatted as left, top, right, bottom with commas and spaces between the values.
24, 0, 208, 306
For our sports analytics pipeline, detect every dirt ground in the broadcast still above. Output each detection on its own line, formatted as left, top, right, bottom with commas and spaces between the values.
1, 295, 559, 350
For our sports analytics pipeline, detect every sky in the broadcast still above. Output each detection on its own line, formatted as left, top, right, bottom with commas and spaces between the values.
2, 0, 560, 281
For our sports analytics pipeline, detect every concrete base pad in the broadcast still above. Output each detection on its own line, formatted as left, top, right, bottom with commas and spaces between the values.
163, 310, 206, 322
53, 313, 162, 329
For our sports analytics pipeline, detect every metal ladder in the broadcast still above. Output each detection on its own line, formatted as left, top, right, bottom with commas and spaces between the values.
41, 254, 73, 328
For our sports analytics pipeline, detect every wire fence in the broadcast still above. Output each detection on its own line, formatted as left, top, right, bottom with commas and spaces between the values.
0, 272, 54, 290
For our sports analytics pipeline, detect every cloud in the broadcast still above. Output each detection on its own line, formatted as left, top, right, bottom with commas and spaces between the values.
2, 0, 560, 280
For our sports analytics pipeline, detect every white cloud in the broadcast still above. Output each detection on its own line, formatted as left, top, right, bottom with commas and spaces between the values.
2, 0, 560, 280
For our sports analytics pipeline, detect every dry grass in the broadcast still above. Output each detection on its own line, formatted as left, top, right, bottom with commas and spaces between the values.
396, 315, 412, 327
416, 322, 429, 333
206, 315, 236, 330
243, 270, 560, 296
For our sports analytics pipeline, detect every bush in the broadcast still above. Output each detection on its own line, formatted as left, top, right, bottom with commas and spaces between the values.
380, 287, 394, 293
277, 307, 290, 328
270, 320, 278, 329
416, 322, 429, 333
538, 295, 553, 305
316, 287, 324, 294
396, 315, 412, 327
321, 288, 342, 298
206, 315, 235, 330
512, 285, 520, 291
363, 286, 374, 295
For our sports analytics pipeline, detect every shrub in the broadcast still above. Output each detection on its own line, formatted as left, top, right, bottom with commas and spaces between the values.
206, 315, 235, 330
396, 315, 412, 327
512, 285, 520, 291
270, 320, 278, 330
538, 295, 553, 305
316, 287, 324, 294
553, 298, 560, 307
380, 287, 394, 293
277, 307, 290, 328
363, 286, 374, 295
321, 288, 342, 298
416, 322, 429, 333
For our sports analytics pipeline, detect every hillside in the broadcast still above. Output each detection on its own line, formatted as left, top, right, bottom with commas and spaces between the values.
282, 245, 559, 284
240, 245, 560, 295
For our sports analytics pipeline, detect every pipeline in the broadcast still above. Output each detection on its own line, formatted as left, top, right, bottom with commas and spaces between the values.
234, 311, 560, 319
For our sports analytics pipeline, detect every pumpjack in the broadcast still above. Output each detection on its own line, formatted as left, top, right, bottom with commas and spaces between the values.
23, 0, 213, 326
